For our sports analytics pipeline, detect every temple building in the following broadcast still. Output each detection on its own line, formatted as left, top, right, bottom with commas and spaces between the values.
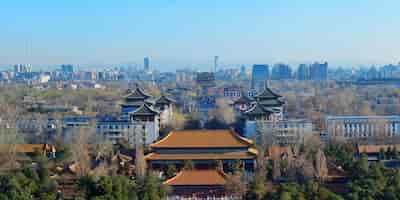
120, 87, 154, 119
242, 83, 313, 145
232, 92, 253, 114
154, 94, 176, 128
250, 83, 284, 120
164, 169, 229, 199
97, 86, 175, 148
145, 130, 258, 171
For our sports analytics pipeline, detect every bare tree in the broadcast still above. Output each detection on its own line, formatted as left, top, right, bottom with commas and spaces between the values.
315, 148, 328, 181
70, 127, 93, 177
225, 171, 247, 199
171, 111, 186, 130
135, 145, 146, 180
214, 98, 235, 125
0, 128, 24, 171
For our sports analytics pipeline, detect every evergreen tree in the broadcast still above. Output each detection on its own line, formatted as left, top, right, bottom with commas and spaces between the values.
165, 164, 177, 179
183, 160, 195, 170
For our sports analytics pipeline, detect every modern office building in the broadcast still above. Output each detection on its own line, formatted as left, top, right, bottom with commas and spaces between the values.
251, 64, 269, 91
144, 57, 150, 71
310, 62, 328, 81
297, 64, 310, 80
61, 64, 74, 73
13, 64, 33, 73
245, 119, 313, 145
271, 64, 292, 80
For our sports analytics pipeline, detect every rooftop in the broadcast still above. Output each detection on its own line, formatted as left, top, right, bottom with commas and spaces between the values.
123, 87, 152, 100
130, 103, 160, 116
155, 94, 176, 105
326, 115, 400, 120
0, 144, 55, 154
163, 169, 227, 186
244, 102, 274, 115
150, 130, 254, 149
254, 85, 282, 99
358, 144, 400, 154
145, 150, 257, 161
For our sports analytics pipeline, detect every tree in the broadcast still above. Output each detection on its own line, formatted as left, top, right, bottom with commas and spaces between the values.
138, 172, 169, 200
135, 146, 146, 181
280, 191, 292, 200
0, 127, 25, 171
246, 176, 265, 200
393, 146, 399, 159
183, 160, 195, 170
184, 118, 202, 130
70, 127, 93, 177
212, 98, 235, 125
165, 164, 177, 179
225, 171, 247, 200
379, 148, 386, 160
315, 148, 328, 181
171, 111, 186, 130
204, 118, 229, 129
387, 146, 393, 160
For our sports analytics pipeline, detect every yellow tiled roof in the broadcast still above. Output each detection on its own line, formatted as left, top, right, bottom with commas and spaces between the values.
163, 169, 227, 186
145, 149, 257, 161
150, 130, 254, 148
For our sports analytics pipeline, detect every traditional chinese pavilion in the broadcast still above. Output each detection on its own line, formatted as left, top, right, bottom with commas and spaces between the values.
251, 83, 284, 120
164, 169, 229, 199
145, 130, 258, 171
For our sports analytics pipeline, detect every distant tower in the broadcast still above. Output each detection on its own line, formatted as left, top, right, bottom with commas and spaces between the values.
214, 56, 219, 72
144, 57, 150, 71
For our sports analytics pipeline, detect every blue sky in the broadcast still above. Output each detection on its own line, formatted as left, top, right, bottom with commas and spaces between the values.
0, 0, 399, 70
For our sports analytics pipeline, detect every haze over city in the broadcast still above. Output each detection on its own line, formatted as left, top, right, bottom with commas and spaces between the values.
1, 0, 400, 71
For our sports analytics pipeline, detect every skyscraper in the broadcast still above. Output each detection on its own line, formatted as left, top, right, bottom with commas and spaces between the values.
144, 57, 150, 71
251, 64, 269, 91
310, 62, 328, 81
297, 64, 310, 80
61, 64, 74, 73
13, 64, 32, 73
271, 64, 292, 80
214, 56, 218, 72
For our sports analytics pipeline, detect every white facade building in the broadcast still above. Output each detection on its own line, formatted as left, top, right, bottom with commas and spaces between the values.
246, 119, 313, 145
326, 115, 400, 140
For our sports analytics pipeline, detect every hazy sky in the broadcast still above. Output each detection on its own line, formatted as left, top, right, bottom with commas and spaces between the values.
1, 0, 399, 70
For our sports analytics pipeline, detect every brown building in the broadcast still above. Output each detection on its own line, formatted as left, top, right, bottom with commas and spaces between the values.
164, 169, 229, 199
145, 130, 258, 171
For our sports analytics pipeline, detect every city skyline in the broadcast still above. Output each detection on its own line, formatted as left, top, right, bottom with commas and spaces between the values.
1, 0, 400, 70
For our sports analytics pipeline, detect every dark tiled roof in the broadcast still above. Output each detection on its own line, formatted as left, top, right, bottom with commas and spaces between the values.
155, 94, 176, 105
234, 95, 253, 104
124, 87, 152, 100
254, 87, 282, 99
244, 102, 274, 115
258, 99, 284, 107
130, 103, 160, 116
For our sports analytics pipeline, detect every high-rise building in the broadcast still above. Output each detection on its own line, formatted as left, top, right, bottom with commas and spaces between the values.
271, 64, 292, 80
214, 56, 218, 72
367, 66, 379, 80
61, 64, 74, 73
310, 62, 328, 81
13, 64, 32, 73
251, 64, 269, 91
144, 57, 150, 71
297, 64, 310, 80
